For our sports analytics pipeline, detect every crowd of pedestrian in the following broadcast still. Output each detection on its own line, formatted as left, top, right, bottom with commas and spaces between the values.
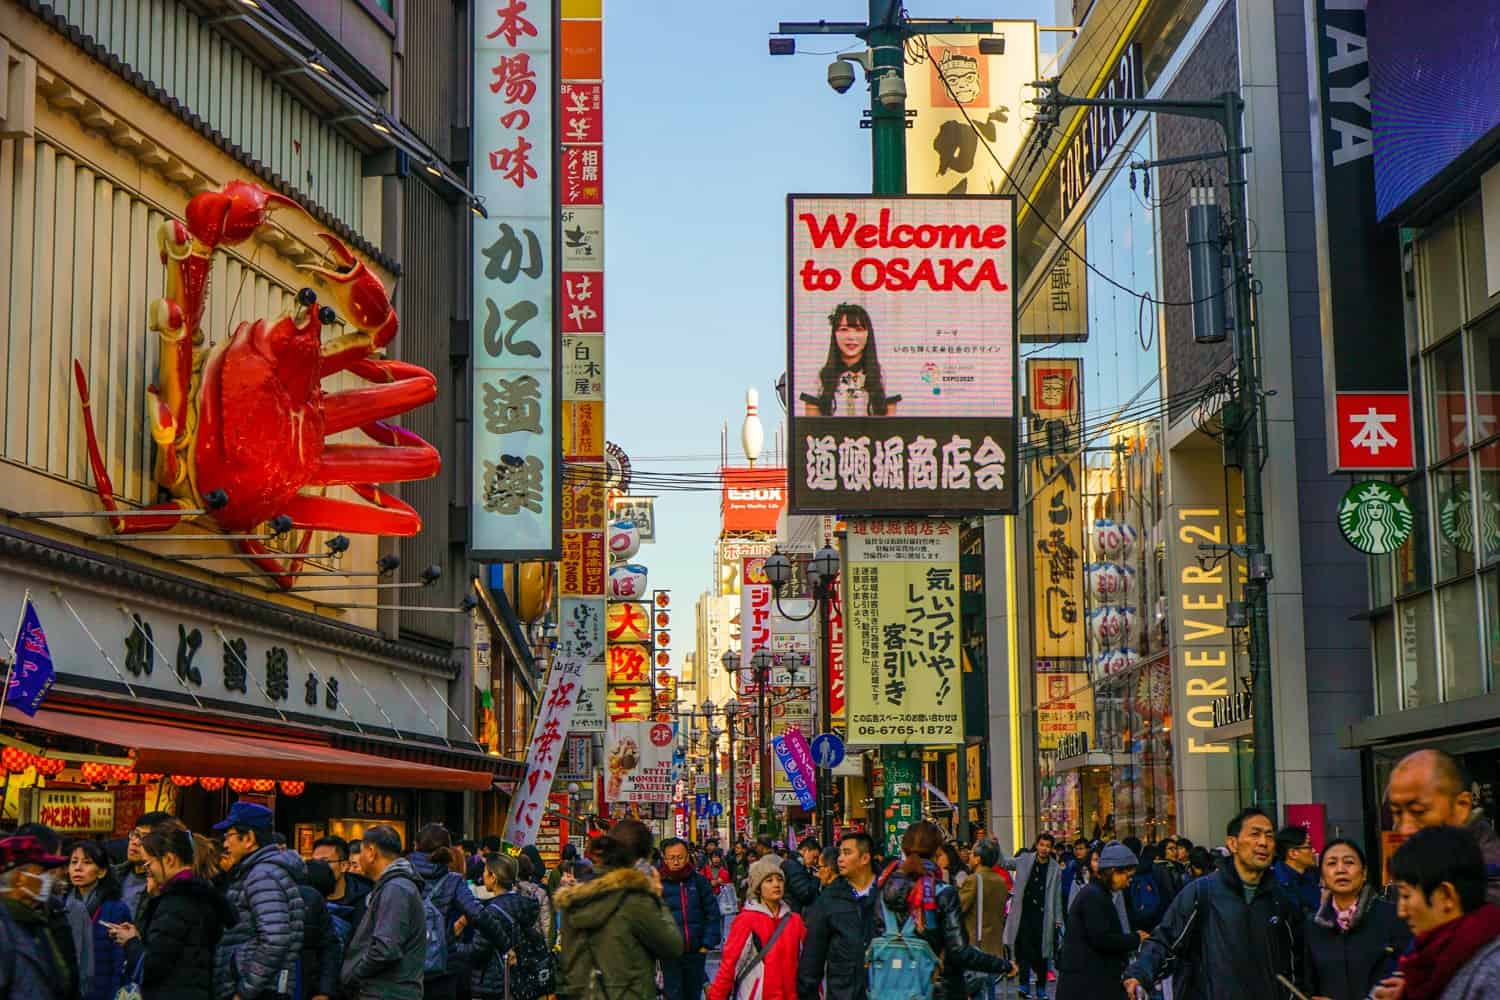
2, 746, 1497, 999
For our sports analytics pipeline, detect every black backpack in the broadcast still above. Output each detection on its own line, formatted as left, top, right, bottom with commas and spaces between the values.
491, 900, 557, 1000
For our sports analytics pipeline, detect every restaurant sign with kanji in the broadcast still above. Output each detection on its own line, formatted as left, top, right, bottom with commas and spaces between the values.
1333, 391, 1414, 472
471, 0, 562, 560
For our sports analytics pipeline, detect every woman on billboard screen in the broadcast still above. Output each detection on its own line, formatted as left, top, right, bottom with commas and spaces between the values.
800, 303, 903, 416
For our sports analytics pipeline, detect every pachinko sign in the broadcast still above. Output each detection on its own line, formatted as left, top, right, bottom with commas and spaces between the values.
787, 195, 1017, 516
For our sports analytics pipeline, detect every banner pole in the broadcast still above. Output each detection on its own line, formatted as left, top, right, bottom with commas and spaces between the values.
0, 589, 32, 728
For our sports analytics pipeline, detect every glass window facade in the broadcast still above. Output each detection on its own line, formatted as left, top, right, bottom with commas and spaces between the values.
1373, 195, 1500, 708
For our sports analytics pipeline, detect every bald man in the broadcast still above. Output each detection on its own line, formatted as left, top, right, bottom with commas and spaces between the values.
1385, 748, 1500, 905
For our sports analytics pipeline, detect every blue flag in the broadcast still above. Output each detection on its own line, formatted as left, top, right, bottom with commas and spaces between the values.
7, 600, 54, 717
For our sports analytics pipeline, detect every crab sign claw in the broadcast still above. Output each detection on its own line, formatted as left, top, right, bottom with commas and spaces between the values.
305, 233, 400, 377
185, 180, 297, 249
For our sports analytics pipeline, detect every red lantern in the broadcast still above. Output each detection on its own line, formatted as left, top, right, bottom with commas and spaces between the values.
250, 778, 275, 793
228, 778, 252, 793
80, 761, 110, 784
33, 755, 65, 778
198, 776, 225, 791
1, 747, 34, 774
109, 764, 135, 784
138, 773, 164, 782
278, 780, 305, 797
171, 774, 197, 787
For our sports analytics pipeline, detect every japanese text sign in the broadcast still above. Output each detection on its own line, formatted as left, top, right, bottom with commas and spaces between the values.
562, 334, 604, 399
1035, 672, 1094, 750
559, 597, 605, 732
1030, 457, 1086, 663
828, 581, 846, 720
609, 496, 655, 541
845, 521, 963, 744
740, 557, 772, 687
471, 0, 560, 560
560, 531, 605, 596
787, 195, 1017, 516
605, 602, 650, 643
1334, 392, 1415, 471
773, 728, 818, 811
604, 720, 675, 802
505, 652, 586, 846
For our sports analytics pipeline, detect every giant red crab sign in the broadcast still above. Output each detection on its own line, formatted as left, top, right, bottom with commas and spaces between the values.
72, 180, 440, 589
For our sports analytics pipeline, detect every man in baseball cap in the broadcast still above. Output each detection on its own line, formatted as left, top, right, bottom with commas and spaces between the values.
0, 834, 78, 999
212, 801, 306, 1000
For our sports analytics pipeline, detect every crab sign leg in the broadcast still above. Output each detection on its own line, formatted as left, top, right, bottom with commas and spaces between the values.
237, 535, 314, 591
279, 488, 423, 536
312, 440, 441, 485
322, 363, 437, 436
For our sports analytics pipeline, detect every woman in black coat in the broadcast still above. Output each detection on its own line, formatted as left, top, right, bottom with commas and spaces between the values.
1302, 839, 1411, 1000
879, 821, 1012, 1000
124, 824, 237, 1000
1055, 843, 1148, 1000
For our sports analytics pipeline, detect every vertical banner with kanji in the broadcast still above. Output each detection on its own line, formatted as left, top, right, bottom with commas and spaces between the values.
471, 0, 560, 560
740, 556, 771, 688
1026, 358, 1086, 668
505, 653, 585, 846
845, 520, 963, 744
560, 597, 606, 733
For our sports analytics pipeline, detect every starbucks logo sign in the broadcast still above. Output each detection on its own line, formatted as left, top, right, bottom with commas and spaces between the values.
1338, 481, 1414, 555
1438, 486, 1500, 554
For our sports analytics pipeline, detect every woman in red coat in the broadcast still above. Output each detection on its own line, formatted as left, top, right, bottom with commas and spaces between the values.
707, 855, 806, 1000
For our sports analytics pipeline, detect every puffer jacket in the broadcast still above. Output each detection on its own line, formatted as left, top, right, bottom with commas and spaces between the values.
459, 891, 538, 999
339, 859, 425, 1000
406, 851, 498, 970
295, 883, 342, 1000
882, 862, 1010, 1000
1302, 885, 1410, 1000
1124, 863, 1306, 1000
74, 887, 131, 1000
707, 899, 804, 1000
214, 845, 306, 1000
659, 867, 722, 953
137, 874, 238, 1000
796, 875, 878, 1000
556, 865, 684, 1000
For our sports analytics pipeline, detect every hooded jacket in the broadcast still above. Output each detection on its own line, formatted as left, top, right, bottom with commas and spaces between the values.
882, 863, 1011, 1000
339, 858, 426, 1000
325, 871, 374, 933
458, 891, 539, 999
1123, 861, 1306, 1000
215, 844, 306, 1000
707, 899, 804, 1000
1055, 879, 1139, 1000
1302, 885, 1410, 1000
659, 864, 723, 954
796, 875, 878, 1000
138, 874, 239, 1000
556, 865, 684, 1000
406, 850, 496, 972
1001, 850, 1063, 960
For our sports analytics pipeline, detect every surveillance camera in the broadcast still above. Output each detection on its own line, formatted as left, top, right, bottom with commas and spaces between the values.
827, 59, 856, 94
876, 73, 907, 110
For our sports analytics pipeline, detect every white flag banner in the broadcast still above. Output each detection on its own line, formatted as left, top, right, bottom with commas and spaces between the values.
504, 654, 586, 846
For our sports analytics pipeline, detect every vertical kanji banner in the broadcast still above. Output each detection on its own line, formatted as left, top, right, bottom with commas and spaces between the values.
505, 653, 585, 846
471, 0, 560, 560
845, 520, 963, 744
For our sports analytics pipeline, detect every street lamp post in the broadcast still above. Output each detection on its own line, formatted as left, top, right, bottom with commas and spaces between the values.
764, 546, 841, 845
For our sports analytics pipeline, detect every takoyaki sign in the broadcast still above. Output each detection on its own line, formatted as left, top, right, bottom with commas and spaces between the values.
786, 195, 1018, 516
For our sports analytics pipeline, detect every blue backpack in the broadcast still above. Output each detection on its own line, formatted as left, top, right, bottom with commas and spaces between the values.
866, 901, 940, 1000
1128, 870, 1164, 926
420, 879, 450, 976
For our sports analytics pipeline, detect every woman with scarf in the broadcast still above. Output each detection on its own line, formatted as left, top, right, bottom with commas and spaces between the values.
68, 840, 131, 1000
1303, 839, 1410, 1000
879, 821, 1013, 1000
707, 855, 805, 1000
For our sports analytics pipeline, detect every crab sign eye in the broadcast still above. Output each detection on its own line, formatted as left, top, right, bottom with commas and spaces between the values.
297, 287, 318, 306
318, 306, 337, 326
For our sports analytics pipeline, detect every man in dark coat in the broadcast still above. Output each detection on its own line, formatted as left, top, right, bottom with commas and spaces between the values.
797, 832, 880, 1000
311, 836, 373, 931
781, 837, 823, 914
1124, 807, 1307, 1000
339, 825, 426, 1000
0, 834, 77, 1000
212, 802, 305, 1000
115, 810, 174, 922
658, 837, 722, 1000
1055, 843, 1148, 1000
1271, 826, 1321, 915
1384, 747, 1500, 905
294, 862, 343, 1000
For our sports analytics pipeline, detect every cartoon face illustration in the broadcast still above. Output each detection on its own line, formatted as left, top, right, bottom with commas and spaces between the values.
938, 49, 982, 104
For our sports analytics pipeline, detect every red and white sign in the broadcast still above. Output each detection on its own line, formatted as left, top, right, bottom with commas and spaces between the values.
562, 146, 603, 205
740, 556, 772, 691
722, 466, 787, 534
505, 653, 587, 846
828, 580, 845, 720
562, 271, 603, 333
560, 82, 603, 143
1284, 802, 1328, 854
1335, 392, 1414, 470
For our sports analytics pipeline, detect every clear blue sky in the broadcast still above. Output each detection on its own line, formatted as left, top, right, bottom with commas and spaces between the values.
603, 2, 1056, 667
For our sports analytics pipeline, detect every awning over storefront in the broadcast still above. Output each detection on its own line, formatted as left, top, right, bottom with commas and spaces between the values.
17, 709, 493, 792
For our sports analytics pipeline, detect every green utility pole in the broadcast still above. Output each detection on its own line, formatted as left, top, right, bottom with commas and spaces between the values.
1031, 85, 1278, 820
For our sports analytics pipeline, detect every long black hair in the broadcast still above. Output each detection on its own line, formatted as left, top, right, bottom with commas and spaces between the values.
68, 839, 122, 901
815, 303, 890, 415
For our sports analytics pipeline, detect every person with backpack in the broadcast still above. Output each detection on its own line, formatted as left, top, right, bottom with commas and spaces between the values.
876, 821, 1012, 1000
555, 819, 683, 1000
1125, 844, 1177, 934
459, 853, 551, 1000
407, 823, 507, 1000
707, 854, 805, 1000
1054, 843, 1148, 1000
339, 825, 425, 1000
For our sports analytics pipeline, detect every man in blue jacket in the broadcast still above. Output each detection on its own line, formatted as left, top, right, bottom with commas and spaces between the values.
1271, 826, 1321, 915
658, 837, 722, 1000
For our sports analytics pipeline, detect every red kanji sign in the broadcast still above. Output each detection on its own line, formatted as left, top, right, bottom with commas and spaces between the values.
560, 83, 603, 143
1334, 392, 1414, 471
562, 146, 603, 204
562, 271, 604, 333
